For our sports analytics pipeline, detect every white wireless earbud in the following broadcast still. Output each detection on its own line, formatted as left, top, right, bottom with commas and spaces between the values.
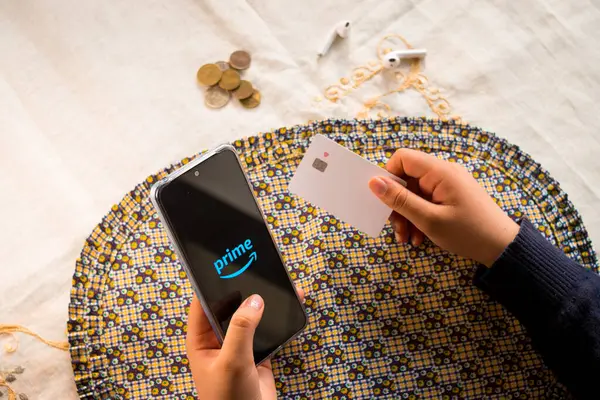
318, 21, 351, 57
335, 21, 351, 39
383, 49, 427, 69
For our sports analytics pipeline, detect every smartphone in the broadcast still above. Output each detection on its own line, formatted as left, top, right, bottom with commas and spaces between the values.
150, 144, 307, 364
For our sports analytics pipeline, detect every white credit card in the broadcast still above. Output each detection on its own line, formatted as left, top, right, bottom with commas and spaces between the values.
288, 134, 406, 238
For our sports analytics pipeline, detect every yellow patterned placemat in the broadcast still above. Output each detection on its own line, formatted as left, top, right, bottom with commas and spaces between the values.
66, 117, 596, 399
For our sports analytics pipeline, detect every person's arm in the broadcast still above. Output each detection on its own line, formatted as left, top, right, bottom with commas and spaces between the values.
475, 219, 600, 399
369, 149, 600, 399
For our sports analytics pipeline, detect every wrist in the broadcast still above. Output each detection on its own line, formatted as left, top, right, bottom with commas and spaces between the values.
481, 219, 520, 268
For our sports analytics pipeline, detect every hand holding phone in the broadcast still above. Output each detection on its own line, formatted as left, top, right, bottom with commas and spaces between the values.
187, 288, 305, 400
187, 294, 273, 400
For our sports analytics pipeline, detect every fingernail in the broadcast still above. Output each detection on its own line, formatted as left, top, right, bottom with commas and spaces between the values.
411, 237, 419, 247
245, 294, 263, 310
394, 232, 402, 243
370, 177, 387, 196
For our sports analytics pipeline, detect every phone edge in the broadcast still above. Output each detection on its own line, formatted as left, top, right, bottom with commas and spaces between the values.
150, 147, 229, 346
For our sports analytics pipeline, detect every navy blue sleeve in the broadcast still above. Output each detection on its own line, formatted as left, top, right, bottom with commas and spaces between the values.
474, 219, 600, 400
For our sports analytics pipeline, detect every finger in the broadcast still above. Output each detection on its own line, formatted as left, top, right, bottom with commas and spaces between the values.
186, 295, 220, 352
296, 287, 305, 302
258, 358, 274, 376
390, 212, 409, 243
405, 179, 426, 247
409, 222, 425, 247
220, 294, 265, 364
385, 149, 442, 179
259, 358, 272, 369
257, 359, 277, 398
404, 178, 424, 245
369, 176, 439, 229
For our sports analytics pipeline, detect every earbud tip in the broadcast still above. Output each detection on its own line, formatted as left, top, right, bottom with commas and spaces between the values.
336, 21, 351, 38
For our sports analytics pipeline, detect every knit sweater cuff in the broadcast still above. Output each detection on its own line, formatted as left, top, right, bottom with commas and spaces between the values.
474, 219, 581, 320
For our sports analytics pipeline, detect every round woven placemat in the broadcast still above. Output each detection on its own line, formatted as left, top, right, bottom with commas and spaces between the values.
68, 117, 597, 399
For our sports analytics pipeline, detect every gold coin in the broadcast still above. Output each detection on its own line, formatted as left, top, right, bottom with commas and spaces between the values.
197, 64, 222, 86
215, 61, 230, 71
240, 90, 261, 109
219, 69, 241, 90
205, 86, 230, 109
233, 80, 254, 100
229, 50, 251, 70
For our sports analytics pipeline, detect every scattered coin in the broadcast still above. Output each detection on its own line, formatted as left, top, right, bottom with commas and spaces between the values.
233, 80, 254, 100
197, 64, 222, 86
218, 69, 241, 91
198, 51, 261, 109
13, 366, 25, 374
6, 373, 16, 383
215, 61, 230, 71
240, 90, 261, 109
229, 50, 251, 70
205, 86, 231, 109
19, 394, 29, 400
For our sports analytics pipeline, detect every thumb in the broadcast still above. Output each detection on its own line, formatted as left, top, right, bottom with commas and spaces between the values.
220, 294, 264, 363
369, 176, 438, 227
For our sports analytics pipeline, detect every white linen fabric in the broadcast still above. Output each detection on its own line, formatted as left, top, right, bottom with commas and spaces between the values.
1, 0, 599, 398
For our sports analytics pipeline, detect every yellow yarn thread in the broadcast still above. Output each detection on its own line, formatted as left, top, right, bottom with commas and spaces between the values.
0, 375, 17, 400
0, 324, 69, 399
0, 324, 69, 353
323, 33, 459, 122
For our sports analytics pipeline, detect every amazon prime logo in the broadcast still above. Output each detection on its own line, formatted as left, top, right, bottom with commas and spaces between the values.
213, 238, 257, 279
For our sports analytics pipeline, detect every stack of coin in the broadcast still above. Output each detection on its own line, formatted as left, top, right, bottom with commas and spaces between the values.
197, 50, 261, 109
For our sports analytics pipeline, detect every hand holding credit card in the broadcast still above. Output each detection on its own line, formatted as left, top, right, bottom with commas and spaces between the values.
288, 135, 406, 237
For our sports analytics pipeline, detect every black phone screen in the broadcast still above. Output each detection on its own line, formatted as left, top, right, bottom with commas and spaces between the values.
157, 148, 306, 362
